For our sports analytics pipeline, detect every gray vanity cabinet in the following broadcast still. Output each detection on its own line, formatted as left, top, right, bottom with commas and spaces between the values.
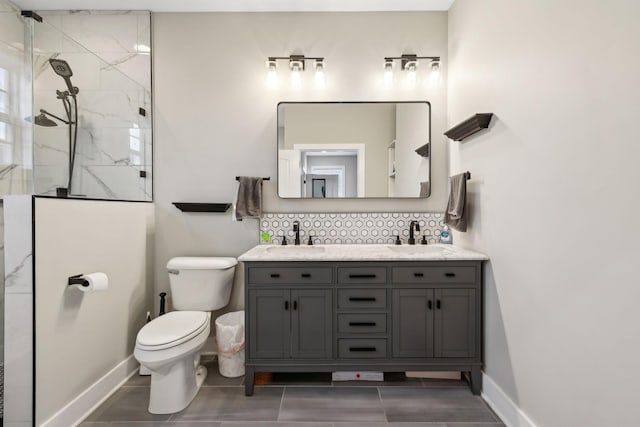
393, 288, 476, 358
248, 288, 332, 360
244, 260, 483, 396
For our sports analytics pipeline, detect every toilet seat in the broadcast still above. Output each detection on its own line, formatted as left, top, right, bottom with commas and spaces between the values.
137, 311, 209, 351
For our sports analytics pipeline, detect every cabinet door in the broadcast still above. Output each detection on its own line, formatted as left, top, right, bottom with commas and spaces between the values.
248, 289, 291, 359
434, 288, 476, 358
392, 289, 434, 358
291, 289, 333, 359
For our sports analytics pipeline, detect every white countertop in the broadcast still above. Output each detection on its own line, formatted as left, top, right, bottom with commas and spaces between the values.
238, 244, 489, 262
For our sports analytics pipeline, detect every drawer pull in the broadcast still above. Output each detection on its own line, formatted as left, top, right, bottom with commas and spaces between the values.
427, 300, 433, 310
284, 300, 289, 310
301, 273, 311, 278
293, 300, 298, 310
349, 322, 376, 327
270, 273, 280, 278
414, 272, 424, 277
349, 274, 377, 278
349, 297, 376, 302
445, 272, 456, 277
349, 346, 377, 352
436, 299, 441, 309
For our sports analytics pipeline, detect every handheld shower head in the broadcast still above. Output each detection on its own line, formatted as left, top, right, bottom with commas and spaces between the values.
49, 58, 78, 96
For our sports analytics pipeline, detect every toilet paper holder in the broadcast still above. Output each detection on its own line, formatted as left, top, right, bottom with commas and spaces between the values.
68, 274, 89, 288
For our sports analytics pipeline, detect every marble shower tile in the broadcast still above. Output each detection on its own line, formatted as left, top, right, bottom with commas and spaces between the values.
3, 195, 33, 294
60, 12, 139, 54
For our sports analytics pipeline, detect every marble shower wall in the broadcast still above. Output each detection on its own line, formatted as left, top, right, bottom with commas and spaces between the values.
33, 12, 152, 200
2, 195, 33, 425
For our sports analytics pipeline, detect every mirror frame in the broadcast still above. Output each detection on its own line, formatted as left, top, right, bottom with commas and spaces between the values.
277, 101, 432, 199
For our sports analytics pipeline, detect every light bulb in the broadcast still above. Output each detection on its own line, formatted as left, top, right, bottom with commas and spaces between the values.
315, 59, 325, 88
383, 59, 394, 86
266, 58, 278, 86
291, 68, 301, 88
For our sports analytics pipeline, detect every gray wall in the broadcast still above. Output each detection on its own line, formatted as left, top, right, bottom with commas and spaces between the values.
152, 12, 448, 316
448, 0, 640, 426
34, 198, 154, 424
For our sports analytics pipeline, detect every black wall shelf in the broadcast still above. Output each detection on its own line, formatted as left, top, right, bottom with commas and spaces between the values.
414, 142, 430, 157
444, 113, 493, 141
173, 202, 231, 213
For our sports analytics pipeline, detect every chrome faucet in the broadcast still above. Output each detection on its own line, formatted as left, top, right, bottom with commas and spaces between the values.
293, 220, 301, 245
408, 220, 421, 245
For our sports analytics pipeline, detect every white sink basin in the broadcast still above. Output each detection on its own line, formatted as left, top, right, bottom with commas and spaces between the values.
265, 246, 326, 255
387, 244, 453, 255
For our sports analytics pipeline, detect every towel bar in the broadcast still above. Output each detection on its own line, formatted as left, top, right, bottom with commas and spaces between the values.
236, 176, 270, 181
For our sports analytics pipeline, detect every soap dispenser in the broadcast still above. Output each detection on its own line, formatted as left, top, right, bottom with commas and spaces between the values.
440, 225, 452, 244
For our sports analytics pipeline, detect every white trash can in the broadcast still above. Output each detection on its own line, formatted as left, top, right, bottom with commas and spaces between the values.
215, 310, 245, 377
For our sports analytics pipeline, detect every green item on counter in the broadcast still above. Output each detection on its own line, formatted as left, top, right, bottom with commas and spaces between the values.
261, 232, 271, 242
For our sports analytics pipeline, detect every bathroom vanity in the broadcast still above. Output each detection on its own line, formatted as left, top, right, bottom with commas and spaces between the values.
238, 244, 488, 396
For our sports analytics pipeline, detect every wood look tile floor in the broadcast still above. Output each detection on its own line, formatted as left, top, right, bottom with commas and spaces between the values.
80, 359, 503, 427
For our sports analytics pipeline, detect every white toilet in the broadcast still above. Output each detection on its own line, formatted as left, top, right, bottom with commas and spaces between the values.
134, 257, 237, 414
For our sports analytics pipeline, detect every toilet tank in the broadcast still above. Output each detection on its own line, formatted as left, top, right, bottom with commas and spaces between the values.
166, 257, 237, 311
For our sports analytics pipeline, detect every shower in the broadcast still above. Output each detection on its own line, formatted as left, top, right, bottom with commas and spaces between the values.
34, 58, 79, 197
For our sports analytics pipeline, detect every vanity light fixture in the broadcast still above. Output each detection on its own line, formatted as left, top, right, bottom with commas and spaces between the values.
265, 54, 326, 87
383, 54, 441, 83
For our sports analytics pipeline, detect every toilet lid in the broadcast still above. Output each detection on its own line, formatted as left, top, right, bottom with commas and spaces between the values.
137, 311, 209, 350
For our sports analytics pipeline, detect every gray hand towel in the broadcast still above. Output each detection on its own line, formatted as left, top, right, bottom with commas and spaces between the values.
444, 172, 468, 232
419, 181, 431, 198
235, 176, 263, 221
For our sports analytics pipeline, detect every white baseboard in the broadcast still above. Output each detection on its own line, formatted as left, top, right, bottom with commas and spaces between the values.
40, 355, 139, 427
482, 373, 538, 427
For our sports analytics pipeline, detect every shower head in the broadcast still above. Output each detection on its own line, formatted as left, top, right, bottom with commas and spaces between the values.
49, 58, 78, 96
34, 113, 58, 127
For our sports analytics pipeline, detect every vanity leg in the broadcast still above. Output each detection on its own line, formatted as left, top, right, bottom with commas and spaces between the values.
245, 366, 255, 396
470, 366, 482, 395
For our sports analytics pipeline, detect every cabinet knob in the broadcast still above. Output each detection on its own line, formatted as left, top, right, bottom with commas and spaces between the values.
436, 299, 441, 309
427, 300, 433, 310
284, 300, 289, 310
293, 300, 298, 310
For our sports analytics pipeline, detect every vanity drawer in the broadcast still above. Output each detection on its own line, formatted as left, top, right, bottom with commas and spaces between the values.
338, 338, 387, 358
392, 266, 476, 284
248, 267, 333, 284
338, 289, 387, 309
338, 313, 387, 334
338, 267, 387, 284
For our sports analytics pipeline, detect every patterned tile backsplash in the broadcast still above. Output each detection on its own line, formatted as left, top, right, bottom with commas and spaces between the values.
260, 212, 446, 245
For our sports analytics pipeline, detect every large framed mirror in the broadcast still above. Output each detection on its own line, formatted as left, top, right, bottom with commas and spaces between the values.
277, 101, 431, 199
